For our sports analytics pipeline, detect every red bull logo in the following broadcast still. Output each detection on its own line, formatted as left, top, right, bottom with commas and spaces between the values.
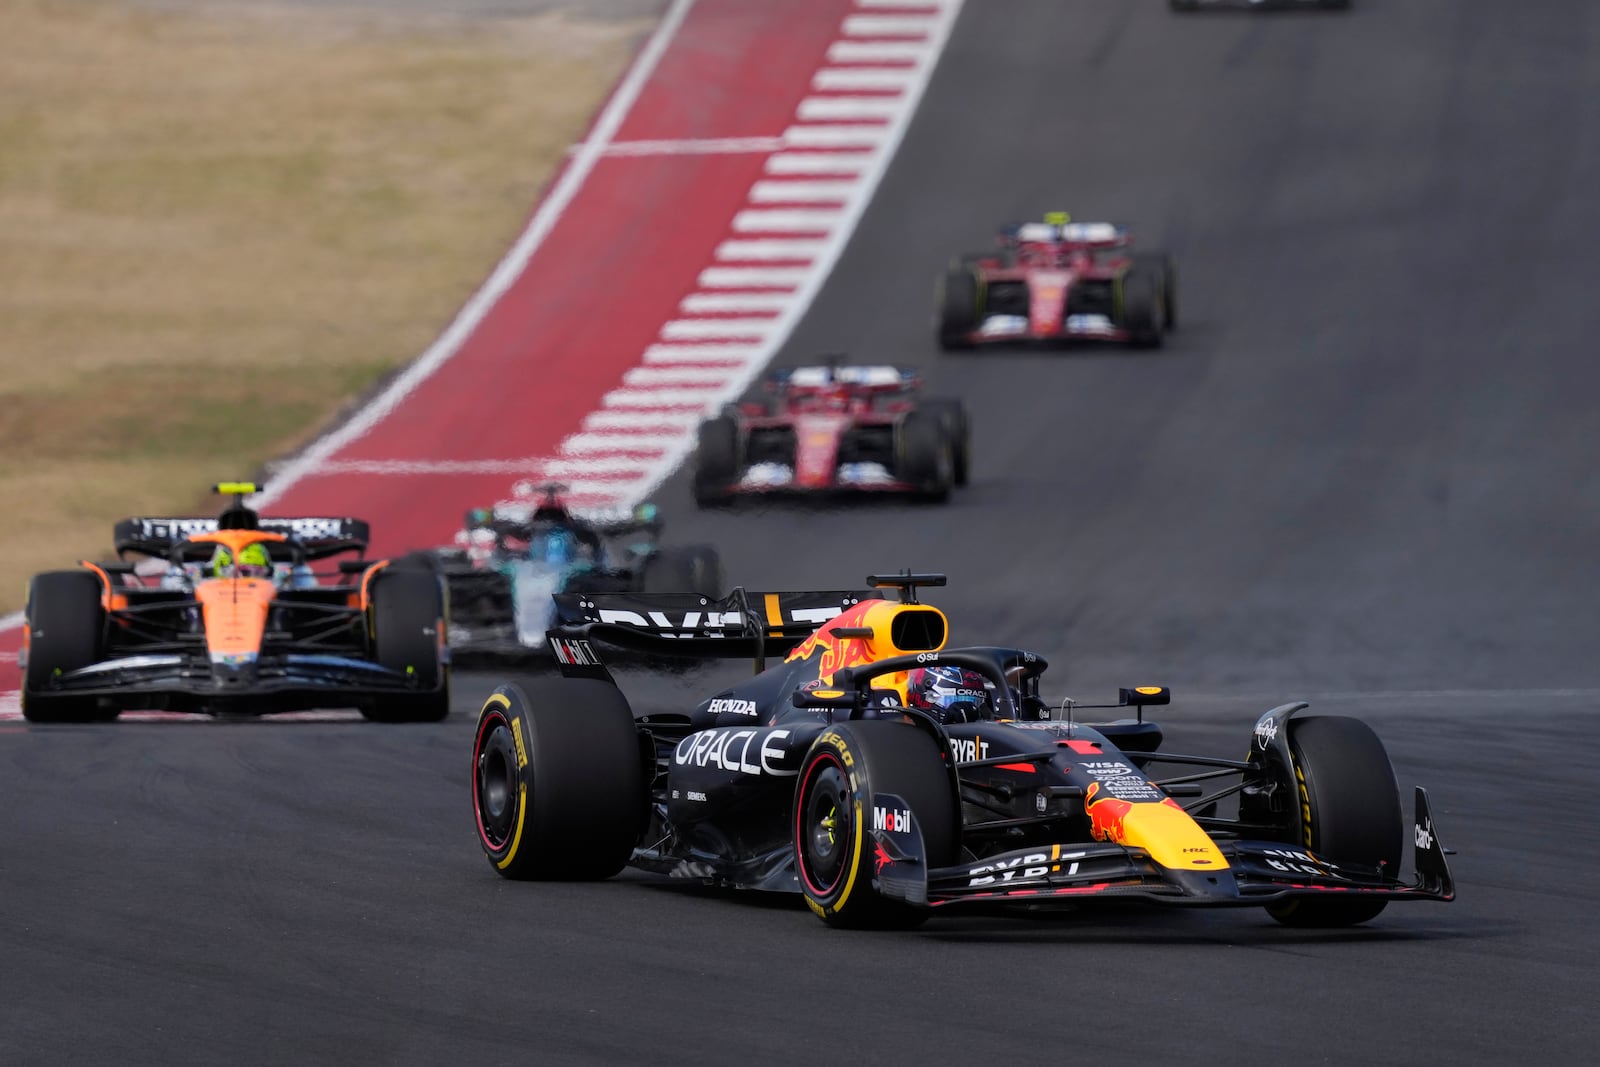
786, 601, 882, 681
1085, 782, 1134, 844
1085, 783, 1227, 870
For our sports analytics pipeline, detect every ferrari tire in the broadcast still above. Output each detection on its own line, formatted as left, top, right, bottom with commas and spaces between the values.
365, 567, 450, 723
793, 721, 958, 929
642, 545, 724, 598
693, 415, 740, 508
895, 412, 954, 503
937, 267, 979, 350
918, 397, 972, 487
1134, 252, 1177, 331
472, 678, 645, 880
1266, 716, 1404, 927
1120, 268, 1165, 348
21, 570, 111, 723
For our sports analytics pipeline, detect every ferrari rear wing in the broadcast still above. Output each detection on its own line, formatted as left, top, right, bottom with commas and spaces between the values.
547, 586, 883, 679
113, 516, 371, 561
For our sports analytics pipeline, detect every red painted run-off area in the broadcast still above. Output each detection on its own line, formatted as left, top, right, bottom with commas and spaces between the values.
269, 0, 857, 553
0, 0, 868, 693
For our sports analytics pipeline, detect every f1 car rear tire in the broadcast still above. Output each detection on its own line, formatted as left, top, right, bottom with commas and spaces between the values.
895, 412, 954, 503
1120, 268, 1166, 348
794, 721, 958, 929
366, 567, 450, 723
693, 415, 740, 508
472, 678, 646, 880
918, 397, 972, 487
642, 545, 724, 597
21, 570, 111, 723
937, 267, 979, 351
1266, 716, 1404, 927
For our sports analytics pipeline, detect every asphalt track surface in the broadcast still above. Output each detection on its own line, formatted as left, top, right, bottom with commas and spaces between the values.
6, 1, 1600, 1063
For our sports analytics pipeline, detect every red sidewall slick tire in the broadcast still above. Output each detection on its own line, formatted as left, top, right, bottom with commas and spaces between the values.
792, 722, 957, 929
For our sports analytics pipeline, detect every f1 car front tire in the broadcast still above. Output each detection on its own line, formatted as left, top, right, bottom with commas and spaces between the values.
472, 678, 646, 880
1266, 715, 1404, 927
794, 721, 958, 929
693, 415, 740, 508
1134, 252, 1178, 331
1120, 267, 1166, 349
21, 570, 111, 723
366, 567, 450, 723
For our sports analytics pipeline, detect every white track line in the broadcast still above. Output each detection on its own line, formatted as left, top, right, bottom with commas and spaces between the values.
560, 432, 683, 454
715, 238, 828, 261
843, 14, 940, 36
764, 152, 876, 176
857, 0, 954, 8
624, 365, 751, 387
812, 68, 917, 92
696, 266, 809, 288
641, 342, 761, 363
583, 411, 703, 432
679, 292, 792, 314
246, 0, 699, 512
782, 124, 890, 148
826, 40, 929, 63
602, 387, 728, 408
541, 456, 657, 477
748, 180, 858, 204
797, 96, 905, 121
732, 208, 845, 233
659, 318, 781, 341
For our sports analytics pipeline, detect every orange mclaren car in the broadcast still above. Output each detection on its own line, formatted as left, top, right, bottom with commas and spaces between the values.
19, 483, 449, 722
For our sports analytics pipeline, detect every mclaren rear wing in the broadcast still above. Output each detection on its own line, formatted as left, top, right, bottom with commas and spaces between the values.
113, 516, 372, 561
546, 586, 883, 679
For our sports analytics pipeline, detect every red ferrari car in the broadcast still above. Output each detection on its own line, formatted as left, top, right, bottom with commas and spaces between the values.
692, 363, 970, 507
937, 215, 1177, 350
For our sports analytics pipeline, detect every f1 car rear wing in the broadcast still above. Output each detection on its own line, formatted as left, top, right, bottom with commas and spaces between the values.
762, 363, 921, 400
113, 516, 372, 561
547, 586, 884, 678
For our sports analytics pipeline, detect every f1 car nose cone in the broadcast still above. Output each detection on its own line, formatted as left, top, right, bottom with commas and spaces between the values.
1167, 868, 1241, 900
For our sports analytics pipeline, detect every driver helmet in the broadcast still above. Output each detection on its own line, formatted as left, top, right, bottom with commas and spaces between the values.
530, 525, 574, 567
211, 541, 273, 579
906, 665, 993, 723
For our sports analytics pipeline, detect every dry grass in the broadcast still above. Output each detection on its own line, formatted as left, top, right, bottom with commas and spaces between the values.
0, 0, 647, 611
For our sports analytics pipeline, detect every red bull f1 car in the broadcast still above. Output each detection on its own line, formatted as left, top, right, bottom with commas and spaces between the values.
19, 483, 449, 722
938, 215, 1177, 351
470, 573, 1454, 929
692, 362, 971, 507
